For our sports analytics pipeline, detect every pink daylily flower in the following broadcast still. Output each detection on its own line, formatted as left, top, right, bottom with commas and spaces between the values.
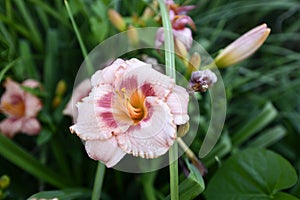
0, 78, 42, 138
63, 79, 92, 121
70, 58, 189, 167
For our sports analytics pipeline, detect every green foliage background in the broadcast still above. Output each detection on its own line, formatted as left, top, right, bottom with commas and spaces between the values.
0, 0, 299, 199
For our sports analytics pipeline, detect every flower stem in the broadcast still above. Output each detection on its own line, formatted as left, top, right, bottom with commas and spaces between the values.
158, 0, 176, 80
158, 1, 178, 200
91, 161, 106, 200
64, 0, 93, 76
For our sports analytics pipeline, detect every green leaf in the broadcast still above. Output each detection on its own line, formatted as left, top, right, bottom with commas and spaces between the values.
166, 160, 205, 200
232, 102, 278, 147
205, 148, 298, 200
246, 126, 286, 148
28, 188, 91, 200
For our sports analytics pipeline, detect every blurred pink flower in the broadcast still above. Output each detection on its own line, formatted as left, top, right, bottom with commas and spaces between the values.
63, 79, 91, 121
70, 58, 189, 167
155, 0, 195, 51
0, 78, 42, 138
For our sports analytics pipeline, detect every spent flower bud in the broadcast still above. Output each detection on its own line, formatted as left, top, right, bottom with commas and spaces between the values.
214, 24, 271, 68
188, 69, 217, 93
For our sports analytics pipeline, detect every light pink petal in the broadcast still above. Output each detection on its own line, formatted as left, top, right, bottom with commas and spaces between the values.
85, 138, 126, 168
155, 28, 165, 49
176, 5, 196, 15
70, 84, 131, 140
166, 85, 189, 125
93, 85, 132, 133
155, 28, 193, 51
63, 79, 91, 119
21, 118, 41, 135
22, 79, 40, 88
70, 86, 113, 140
0, 118, 22, 138
24, 93, 42, 117
91, 59, 126, 87
117, 97, 176, 159
173, 28, 193, 50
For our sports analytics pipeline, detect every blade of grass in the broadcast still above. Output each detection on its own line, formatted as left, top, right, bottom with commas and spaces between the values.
19, 39, 39, 79
0, 59, 19, 83
64, 1, 104, 199
0, 134, 73, 188
44, 29, 59, 110
28, 0, 71, 29
0, 14, 31, 39
64, 0, 93, 76
14, 0, 43, 50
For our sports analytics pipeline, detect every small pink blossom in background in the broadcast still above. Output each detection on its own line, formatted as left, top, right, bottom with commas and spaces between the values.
155, 0, 195, 50
63, 79, 91, 121
0, 78, 42, 138
70, 58, 189, 167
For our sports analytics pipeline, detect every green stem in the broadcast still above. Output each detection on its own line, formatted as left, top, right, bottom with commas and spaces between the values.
64, 0, 93, 76
91, 162, 106, 200
169, 141, 179, 200
158, 1, 178, 200
158, 0, 176, 80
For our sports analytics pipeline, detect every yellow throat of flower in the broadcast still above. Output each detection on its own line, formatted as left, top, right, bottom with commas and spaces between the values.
1, 100, 25, 118
123, 88, 147, 124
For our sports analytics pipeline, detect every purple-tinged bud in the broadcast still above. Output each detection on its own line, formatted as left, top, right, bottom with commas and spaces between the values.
188, 69, 217, 93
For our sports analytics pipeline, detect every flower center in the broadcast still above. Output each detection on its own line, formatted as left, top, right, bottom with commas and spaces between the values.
1, 96, 25, 118
126, 89, 147, 124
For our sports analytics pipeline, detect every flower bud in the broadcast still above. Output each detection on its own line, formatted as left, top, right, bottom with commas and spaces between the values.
174, 38, 188, 60
108, 9, 126, 32
0, 175, 10, 189
127, 25, 139, 47
178, 122, 190, 137
188, 69, 217, 93
188, 52, 201, 74
214, 24, 271, 68
55, 80, 67, 96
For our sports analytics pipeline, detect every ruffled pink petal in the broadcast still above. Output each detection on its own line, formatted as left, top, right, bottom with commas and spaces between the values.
166, 85, 189, 125
117, 97, 176, 159
85, 138, 126, 168
21, 118, 41, 135
63, 79, 91, 119
70, 87, 113, 140
91, 59, 127, 87
24, 93, 42, 117
0, 118, 22, 138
